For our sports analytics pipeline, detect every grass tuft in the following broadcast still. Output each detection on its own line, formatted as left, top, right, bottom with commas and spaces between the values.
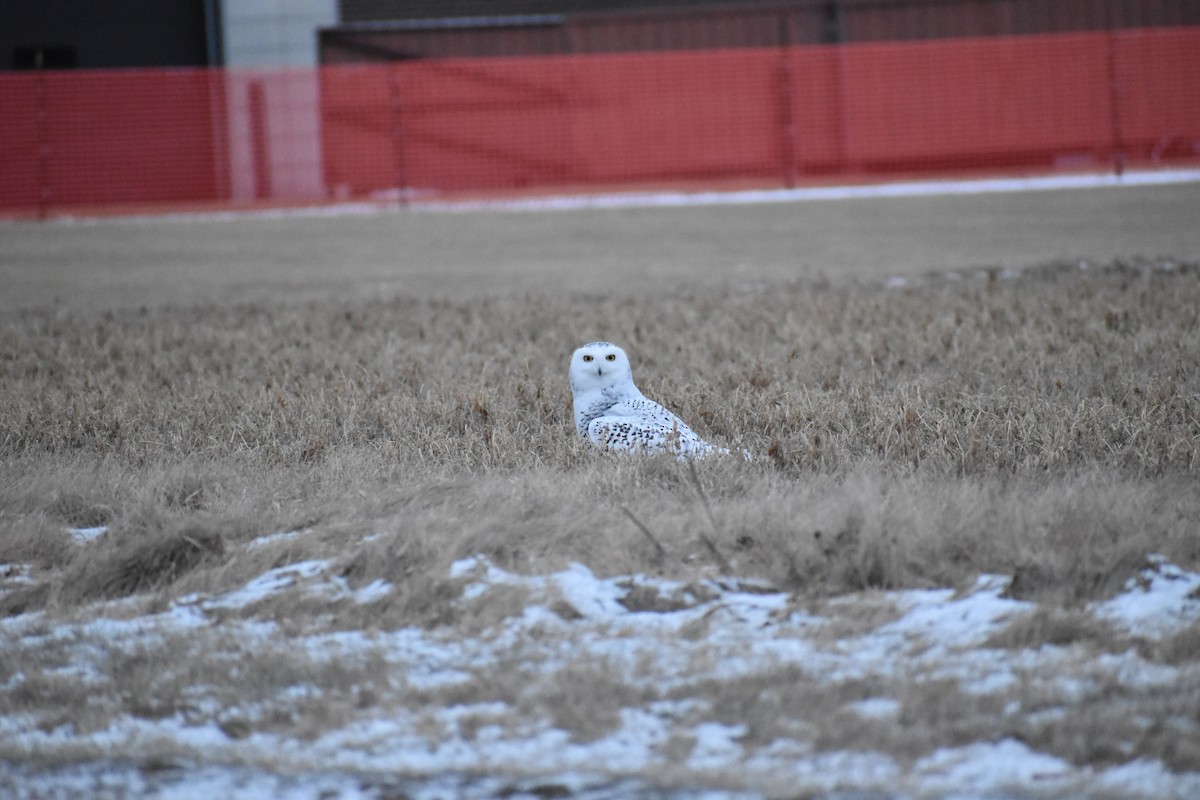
983, 606, 1132, 652
62, 521, 227, 602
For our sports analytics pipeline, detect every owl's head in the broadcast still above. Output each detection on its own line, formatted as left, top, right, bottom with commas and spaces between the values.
569, 341, 634, 394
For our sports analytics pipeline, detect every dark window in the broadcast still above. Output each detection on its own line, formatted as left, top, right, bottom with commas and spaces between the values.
13, 44, 77, 69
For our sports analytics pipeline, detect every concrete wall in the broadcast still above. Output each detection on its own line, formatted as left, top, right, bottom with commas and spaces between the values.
220, 0, 338, 203
221, 0, 337, 67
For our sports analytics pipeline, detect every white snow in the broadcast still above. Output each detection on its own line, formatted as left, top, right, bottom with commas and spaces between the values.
30, 168, 1200, 225
870, 573, 1031, 652
914, 738, 1073, 790
413, 168, 1200, 214
67, 525, 108, 543
187, 559, 394, 612
196, 559, 331, 611
1100, 759, 1200, 798
850, 696, 901, 719
3, 548, 1199, 799
247, 529, 307, 549
1094, 553, 1200, 637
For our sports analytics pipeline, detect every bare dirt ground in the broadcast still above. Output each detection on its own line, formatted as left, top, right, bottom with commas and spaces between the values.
3, 180, 1199, 313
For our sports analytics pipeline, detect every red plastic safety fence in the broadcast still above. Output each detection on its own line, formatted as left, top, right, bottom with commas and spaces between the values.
2, 27, 1198, 217
0, 68, 227, 214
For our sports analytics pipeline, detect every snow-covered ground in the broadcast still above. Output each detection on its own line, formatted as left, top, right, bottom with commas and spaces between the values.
3, 530, 1199, 799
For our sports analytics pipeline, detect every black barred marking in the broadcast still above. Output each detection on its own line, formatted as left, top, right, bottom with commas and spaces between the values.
576, 394, 620, 437
585, 395, 716, 455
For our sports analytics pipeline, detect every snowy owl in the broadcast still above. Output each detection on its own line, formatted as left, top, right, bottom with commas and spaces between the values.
569, 341, 727, 459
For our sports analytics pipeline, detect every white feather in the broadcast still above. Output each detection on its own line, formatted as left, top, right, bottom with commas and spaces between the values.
568, 341, 729, 459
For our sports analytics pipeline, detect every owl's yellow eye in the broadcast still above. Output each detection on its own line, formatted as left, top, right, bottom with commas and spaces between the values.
605, 354, 617, 361
582, 354, 594, 362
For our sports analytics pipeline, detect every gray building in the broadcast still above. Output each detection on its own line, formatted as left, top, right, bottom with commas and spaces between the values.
1, 0, 335, 71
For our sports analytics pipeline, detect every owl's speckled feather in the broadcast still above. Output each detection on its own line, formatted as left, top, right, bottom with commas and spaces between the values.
568, 341, 726, 459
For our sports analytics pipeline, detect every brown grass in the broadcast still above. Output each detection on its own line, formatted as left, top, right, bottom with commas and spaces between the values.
675, 657, 1200, 773
1, 199, 1199, 785
0, 622, 404, 739
2, 259, 1198, 619
982, 606, 1133, 652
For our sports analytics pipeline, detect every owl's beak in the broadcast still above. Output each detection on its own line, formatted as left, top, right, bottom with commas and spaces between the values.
595, 366, 604, 377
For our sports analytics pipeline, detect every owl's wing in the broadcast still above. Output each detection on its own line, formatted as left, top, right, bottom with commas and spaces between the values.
588, 397, 716, 457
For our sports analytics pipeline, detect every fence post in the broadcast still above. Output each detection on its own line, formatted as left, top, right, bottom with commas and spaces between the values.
834, 42, 852, 176
248, 80, 272, 200
777, 14, 798, 189
36, 68, 50, 220
1105, 30, 1126, 177
208, 68, 232, 203
778, 47, 798, 189
386, 63, 409, 205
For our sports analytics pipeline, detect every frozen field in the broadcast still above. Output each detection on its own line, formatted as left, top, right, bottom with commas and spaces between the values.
2, 175, 1200, 798
4, 537, 1200, 799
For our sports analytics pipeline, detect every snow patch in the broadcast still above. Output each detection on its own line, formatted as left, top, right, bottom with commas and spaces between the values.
686, 722, 747, 771
879, 574, 1031, 651
67, 525, 108, 544
915, 738, 1073, 790
247, 530, 307, 549
417, 169, 1200, 214
182, 560, 393, 614
4, 553, 1200, 798
198, 560, 331, 611
1093, 554, 1200, 637
40, 168, 1200, 224
1099, 759, 1200, 798
849, 696, 901, 719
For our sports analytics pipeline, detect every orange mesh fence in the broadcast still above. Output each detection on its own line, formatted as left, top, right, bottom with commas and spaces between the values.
1116, 28, 1200, 162
2, 27, 1198, 217
0, 69, 226, 213
835, 34, 1116, 170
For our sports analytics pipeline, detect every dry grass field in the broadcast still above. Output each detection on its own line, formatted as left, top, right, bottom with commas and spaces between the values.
2, 180, 1200, 797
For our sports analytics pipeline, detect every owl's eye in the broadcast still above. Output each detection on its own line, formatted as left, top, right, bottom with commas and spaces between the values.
605, 354, 617, 361
582, 354, 594, 362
